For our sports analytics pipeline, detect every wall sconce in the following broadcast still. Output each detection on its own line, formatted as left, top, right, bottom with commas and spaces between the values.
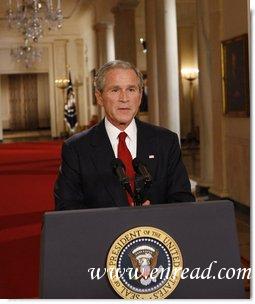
181, 67, 199, 145
55, 77, 69, 89
139, 38, 147, 53
55, 76, 69, 134
181, 67, 199, 82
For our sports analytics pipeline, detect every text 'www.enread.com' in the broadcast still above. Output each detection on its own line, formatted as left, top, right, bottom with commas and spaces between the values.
88, 260, 251, 281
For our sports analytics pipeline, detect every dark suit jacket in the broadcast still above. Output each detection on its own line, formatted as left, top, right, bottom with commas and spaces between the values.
54, 118, 195, 210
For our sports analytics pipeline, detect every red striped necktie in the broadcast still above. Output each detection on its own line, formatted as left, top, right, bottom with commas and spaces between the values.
117, 132, 135, 205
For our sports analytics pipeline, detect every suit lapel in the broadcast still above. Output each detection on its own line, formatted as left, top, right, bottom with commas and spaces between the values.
90, 120, 128, 207
136, 119, 158, 180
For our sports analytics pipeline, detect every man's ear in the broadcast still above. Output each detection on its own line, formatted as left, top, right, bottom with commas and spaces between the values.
95, 90, 103, 106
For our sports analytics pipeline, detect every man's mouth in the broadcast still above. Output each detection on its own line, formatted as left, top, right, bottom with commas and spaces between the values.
118, 107, 130, 111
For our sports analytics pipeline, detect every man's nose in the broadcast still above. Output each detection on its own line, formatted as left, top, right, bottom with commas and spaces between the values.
119, 90, 128, 102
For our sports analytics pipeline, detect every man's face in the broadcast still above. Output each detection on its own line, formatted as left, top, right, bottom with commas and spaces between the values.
95, 68, 142, 130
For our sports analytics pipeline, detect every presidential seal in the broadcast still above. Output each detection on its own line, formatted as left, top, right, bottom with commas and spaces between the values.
106, 226, 183, 299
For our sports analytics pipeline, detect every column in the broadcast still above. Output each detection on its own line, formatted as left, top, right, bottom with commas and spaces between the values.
196, 0, 214, 188
74, 38, 88, 127
53, 39, 68, 137
112, 0, 139, 65
155, 0, 180, 136
94, 22, 115, 66
94, 22, 115, 119
145, 0, 159, 125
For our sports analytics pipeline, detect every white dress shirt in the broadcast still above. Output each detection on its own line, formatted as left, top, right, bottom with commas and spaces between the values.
104, 117, 137, 159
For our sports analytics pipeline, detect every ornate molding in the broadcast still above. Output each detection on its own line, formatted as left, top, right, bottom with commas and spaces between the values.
112, 0, 139, 13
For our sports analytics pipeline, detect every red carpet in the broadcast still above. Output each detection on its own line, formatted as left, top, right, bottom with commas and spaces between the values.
0, 141, 62, 298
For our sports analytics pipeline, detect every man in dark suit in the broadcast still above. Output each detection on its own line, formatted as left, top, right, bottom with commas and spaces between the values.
55, 60, 195, 210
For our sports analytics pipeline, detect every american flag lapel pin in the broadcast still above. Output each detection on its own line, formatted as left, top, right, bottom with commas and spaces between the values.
149, 155, 155, 159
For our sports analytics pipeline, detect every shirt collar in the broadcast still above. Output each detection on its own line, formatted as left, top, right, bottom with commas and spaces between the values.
104, 117, 137, 141
123, 118, 137, 141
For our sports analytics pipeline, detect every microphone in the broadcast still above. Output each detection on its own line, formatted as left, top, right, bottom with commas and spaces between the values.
132, 158, 152, 184
111, 158, 133, 198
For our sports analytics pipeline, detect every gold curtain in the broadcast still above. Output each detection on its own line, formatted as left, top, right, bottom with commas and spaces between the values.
9, 74, 38, 130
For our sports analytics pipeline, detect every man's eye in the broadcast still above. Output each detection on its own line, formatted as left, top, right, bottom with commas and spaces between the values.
111, 88, 119, 92
129, 88, 136, 92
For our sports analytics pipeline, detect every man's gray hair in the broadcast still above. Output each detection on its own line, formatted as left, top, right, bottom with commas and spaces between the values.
94, 60, 144, 92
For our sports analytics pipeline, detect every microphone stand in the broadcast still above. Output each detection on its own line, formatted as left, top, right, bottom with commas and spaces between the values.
133, 176, 144, 206
112, 158, 134, 201
112, 158, 152, 206
133, 175, 152, 206
121, 178, 135, 202
132, 158, 152, 206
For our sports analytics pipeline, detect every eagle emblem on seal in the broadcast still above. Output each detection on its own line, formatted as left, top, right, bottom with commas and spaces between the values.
128, 245, 163, 286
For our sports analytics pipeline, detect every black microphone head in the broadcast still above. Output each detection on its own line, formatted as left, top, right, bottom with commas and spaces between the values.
111, 158, 126, 170
132, 158, 152, 183
111, 158, 131, 194
132, 157, 140, 173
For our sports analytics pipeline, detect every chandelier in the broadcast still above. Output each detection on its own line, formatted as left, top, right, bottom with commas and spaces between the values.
7, 0, 63, 42
11, 39, 42, 68
7, 0, 63, 67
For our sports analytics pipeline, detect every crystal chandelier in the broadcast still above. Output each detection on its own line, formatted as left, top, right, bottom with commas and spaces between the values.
7, 0, 63, 67
11, 39, 42, 68
7, 0, 63, 42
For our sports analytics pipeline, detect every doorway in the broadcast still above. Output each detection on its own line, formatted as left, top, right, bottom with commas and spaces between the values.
1, 73, 51, 141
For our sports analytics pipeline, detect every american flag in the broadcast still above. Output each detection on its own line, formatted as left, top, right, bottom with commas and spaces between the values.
64, 71, 78, 133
